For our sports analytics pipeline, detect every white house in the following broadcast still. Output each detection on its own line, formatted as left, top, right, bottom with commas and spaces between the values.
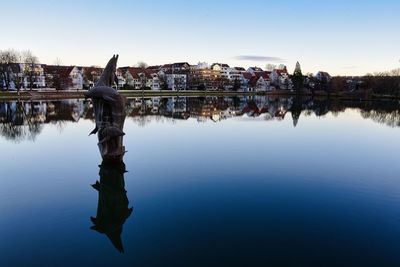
145, 70, 161, 90
19, 63, 46, 89
211, 63, 230, 79
269, 67, 292, 90
120, 67, 145, 89
43, 65, 83, 90
165, 73, 187, 90
228, 68, 242, 81
255, 72, 271, 92
70, 66, 83, 90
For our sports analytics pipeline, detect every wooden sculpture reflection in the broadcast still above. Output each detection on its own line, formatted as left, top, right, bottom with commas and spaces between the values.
90, 161, 133, 253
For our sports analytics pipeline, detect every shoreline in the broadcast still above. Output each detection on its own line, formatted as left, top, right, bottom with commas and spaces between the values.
0, 89, 399, 101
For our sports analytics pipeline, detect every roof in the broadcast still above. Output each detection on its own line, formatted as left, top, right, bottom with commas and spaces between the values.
43, 65, 74, 76
83, 66, 103, 74
246, 71, 271, 86
248, 67, 264, 72
125, 67, 145, 79
274, 68, 288, 75
242, 101, 260, 116
260, 71, 271, 80
234, 67, 246, 71
242, 72, 253, 80
161, 64, 172, 69
172, 62, 190, 68
146, 65, 161, 70
144, 69, 158, 79
162, 69, 188, 75
249, 76, 259, 87
211, 63, 230, 69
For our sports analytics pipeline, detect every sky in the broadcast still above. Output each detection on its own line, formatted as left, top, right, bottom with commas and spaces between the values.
1, 0, 400, 75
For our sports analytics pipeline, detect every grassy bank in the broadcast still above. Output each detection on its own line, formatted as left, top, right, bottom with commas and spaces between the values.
0, 89, 265, 100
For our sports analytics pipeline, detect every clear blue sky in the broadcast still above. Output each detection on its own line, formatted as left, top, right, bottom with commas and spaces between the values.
2, 0, 399, 75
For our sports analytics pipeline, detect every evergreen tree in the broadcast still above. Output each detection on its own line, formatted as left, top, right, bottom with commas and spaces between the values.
293, 61, 304, 93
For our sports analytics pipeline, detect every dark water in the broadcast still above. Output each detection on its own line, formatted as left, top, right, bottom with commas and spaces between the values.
1, 96, 400, 266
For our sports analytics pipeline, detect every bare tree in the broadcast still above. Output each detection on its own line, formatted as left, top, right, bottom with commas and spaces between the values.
362, 67, 400, 96
0, 49, 20, 90
22, 50, 39, 91
136, 61, 148, 69
278, 64, 286, 70
265, 63, 277, 71
54, 57, 63, 66
389, 68, 400, 76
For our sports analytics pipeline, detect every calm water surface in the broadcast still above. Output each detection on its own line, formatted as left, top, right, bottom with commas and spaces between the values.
1, 96, 400, 266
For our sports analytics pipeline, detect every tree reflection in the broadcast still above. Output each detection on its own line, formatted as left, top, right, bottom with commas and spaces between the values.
290, 96, 303, 127
1, 97, 400, 140
360, 109, 400, 127
0, 100, 88, 142
0, 101, 43, 142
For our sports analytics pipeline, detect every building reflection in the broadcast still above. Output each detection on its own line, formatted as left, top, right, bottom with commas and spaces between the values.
1, 96, 400, 141
90, 161, 133, 253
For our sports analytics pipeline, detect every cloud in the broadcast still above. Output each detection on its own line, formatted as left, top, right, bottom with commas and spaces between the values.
233, 55, 285, 62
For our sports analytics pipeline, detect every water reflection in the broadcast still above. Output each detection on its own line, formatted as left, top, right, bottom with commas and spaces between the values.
90, 161, 133, 253
1, 96, 400, 141
0, 101, 44, 141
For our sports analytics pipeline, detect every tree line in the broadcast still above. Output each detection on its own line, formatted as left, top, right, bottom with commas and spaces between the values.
0, 49, 39, 91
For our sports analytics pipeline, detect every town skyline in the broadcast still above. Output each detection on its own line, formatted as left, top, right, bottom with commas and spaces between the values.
2, 0, 400, 76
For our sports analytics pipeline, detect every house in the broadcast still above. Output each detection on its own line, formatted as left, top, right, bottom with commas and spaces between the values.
115, 68, 126, 89
247, 67, 264, 74
43, 65, 83, 90
171, 62, 190, 73
82, 66, 103, 89
164, 71, 187, 91
128, 66, 163, 91
18, 63, 46, 89
210, 63, 246, 90
195, 62, 209, 69
256, 72, 271, 91
233, 67, 246, 73
1, 62, 46, 90
146, 65, 162, 71
228, 67, 242, 82
161, 62, 190, 74
119, 67, 146, 89
247, 71, 271, 92
211, 63, 230, 79
270, 66, 292, 90
145, 69, 161, 90
70, 66, 84, 90
240, 72, 253, 91
160, 64, 172, 72
211, 63, 230, 72
1, 63, 21, 90
188, 63, 220, 90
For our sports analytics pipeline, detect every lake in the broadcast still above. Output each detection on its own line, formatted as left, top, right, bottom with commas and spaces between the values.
1, 96, 400, 266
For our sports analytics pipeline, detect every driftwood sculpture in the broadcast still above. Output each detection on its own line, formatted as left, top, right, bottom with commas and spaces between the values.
84, 55, 126, 162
